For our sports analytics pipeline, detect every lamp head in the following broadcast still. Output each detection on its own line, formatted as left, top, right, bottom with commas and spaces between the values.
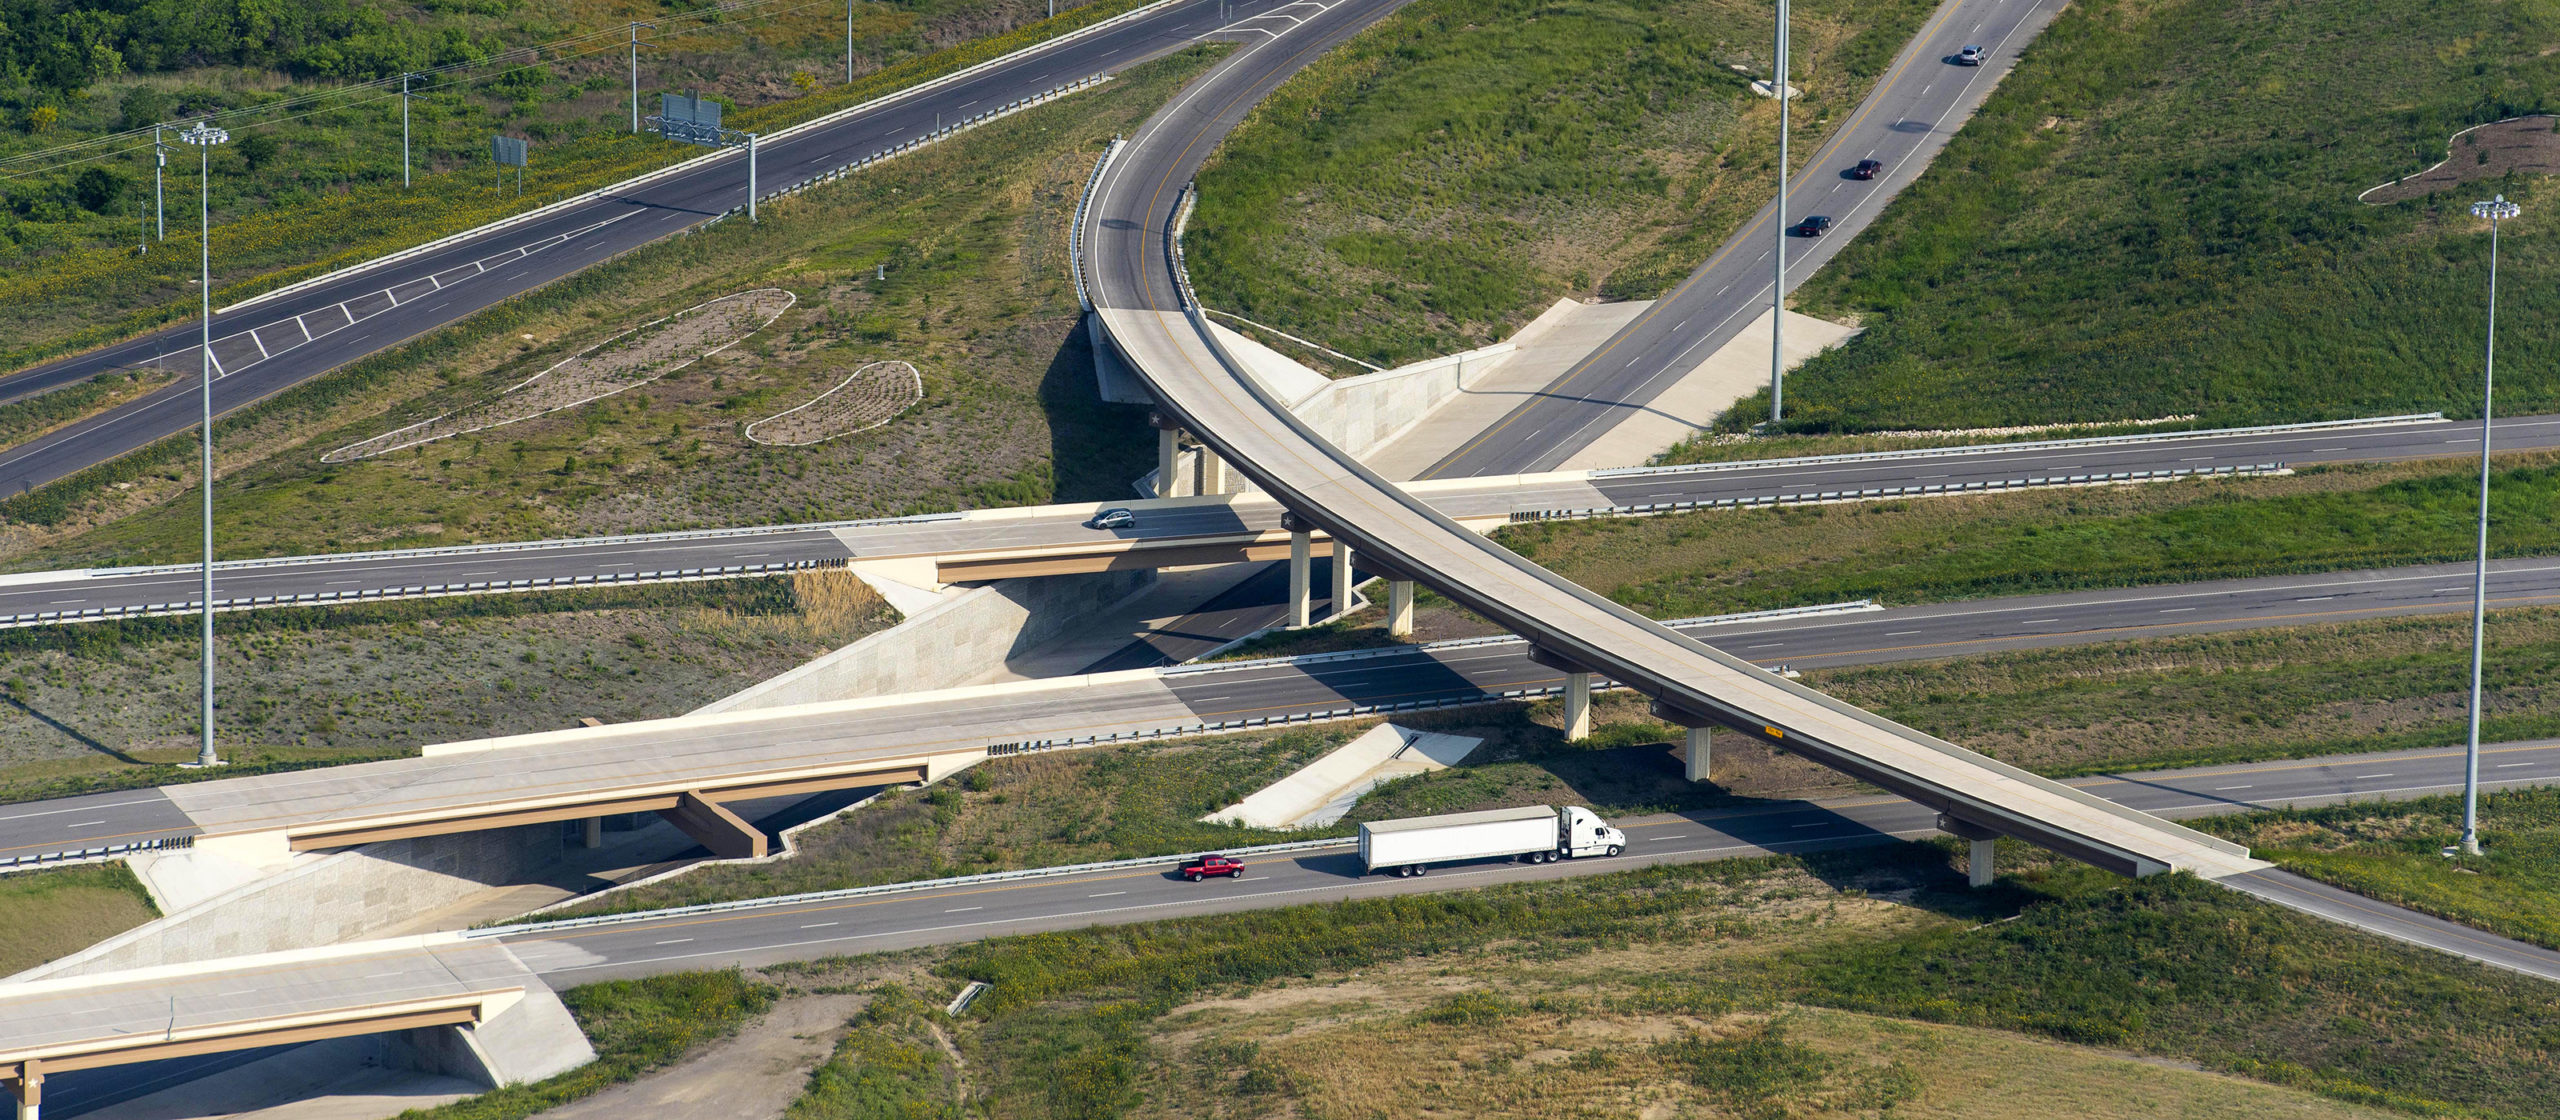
177, 121, 229, 147
2472, 195, 2521, 222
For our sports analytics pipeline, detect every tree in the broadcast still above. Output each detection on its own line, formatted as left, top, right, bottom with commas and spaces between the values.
24, 105, 58, 134
119, 85, 169, 130
70, 166, 124, 212
235, 131, 280, 171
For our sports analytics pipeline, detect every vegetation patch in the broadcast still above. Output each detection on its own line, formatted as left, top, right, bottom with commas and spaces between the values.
1187, 0, 1934, 366
2363, 115, 2560, 205
0, 861, 158, 977
1730, 0, 2560, 432
746, 360, 926, 446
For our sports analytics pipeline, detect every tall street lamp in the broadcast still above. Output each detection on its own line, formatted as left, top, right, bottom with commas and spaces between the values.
179, 120, 229, 769
2459, 194, 2519, 855
1769, 0, 1792, 426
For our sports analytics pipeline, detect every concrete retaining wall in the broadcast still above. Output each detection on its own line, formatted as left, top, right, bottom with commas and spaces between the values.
1290, 342, 1515, 457
697, 567, 1156, 713
20, 825, 561, 980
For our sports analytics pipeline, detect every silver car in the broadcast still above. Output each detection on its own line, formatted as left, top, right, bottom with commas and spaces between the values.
1088, 508, 1137, 530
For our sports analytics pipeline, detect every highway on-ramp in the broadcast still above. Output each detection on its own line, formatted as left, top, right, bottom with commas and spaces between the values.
1081, 0, 2258, 879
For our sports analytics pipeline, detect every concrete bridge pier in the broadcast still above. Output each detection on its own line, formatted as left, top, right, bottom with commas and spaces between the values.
1282, 512, 1315, 627
1329, 544, 1355, 621
1387, 580, 1415, 636
1527, 646, 1596, 741
7, 1060, 36, 1120
1648, 700, 1716, 782
1201, 448, 1227, 494
1150, 412, 1183, 498
1938, 814, 2000, 887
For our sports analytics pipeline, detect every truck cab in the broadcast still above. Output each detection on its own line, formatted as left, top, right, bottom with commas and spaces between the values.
1561, 806, 1626, 858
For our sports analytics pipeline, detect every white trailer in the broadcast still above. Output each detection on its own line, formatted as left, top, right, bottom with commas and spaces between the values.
1357, 804, 1626, 877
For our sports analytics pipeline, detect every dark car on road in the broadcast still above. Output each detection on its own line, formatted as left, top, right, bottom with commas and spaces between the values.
1180, 854, 1246, 881
1087, 507, 1137, 530
1851, 159, 1883, 180
1791, 215, 1834, 237
1955, 44, 1986, 66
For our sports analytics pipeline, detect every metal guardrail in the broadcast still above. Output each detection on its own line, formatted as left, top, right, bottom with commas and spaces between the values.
741, 74, 1115, 218
0, 558, 840, 630
469, 835, 1355, 939
1163, 599, 1881, 676
1515, 463, 2286, 523
0, 834, 191, 872
1071, 137, 1127, 312
1587, 414, 2440, 481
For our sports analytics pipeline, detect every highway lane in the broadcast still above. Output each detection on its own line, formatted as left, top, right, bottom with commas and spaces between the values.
16, 410, 2558, 628
0, 0, 1296, 496
499, 737, 2560, 984
1422, 0, 2073, 476
7, 510, 2558, 865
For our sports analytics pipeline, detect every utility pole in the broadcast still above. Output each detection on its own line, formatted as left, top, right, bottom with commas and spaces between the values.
629, 22, 656, 133
747, 132, 759, 222
178, 120, 231, 770
847, 0, 856, 83
153, 123, 165, 241
401, 72, 413, 187
1769, 0, 1790, 426
2459, 194, 2520, 857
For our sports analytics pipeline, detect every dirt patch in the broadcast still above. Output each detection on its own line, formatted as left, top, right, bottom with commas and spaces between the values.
2362, 115, 2560, 203
745, 360, 924, 445
324, 289, 796, 463
536, 992, 865, 1120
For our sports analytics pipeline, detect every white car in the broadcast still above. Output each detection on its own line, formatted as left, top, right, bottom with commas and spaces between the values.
1956, 44, 1986, 66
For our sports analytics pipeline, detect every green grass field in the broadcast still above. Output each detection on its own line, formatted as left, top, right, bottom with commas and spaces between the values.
1726, 0, 2560, 433
0, 862, 158, 977
1186, 0, 1935, 367
781, 845, 2560, 1118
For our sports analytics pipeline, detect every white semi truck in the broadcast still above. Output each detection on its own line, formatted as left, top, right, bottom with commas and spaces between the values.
1357, 804, 1627, 878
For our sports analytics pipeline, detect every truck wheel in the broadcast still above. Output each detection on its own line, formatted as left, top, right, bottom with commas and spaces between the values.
1393, 865, 1410, 878
1541, 851, 1559, 864
1606, 845, 1623, 857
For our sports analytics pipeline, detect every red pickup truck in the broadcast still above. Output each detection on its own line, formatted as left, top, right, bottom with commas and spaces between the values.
1179, 854, 1245, 881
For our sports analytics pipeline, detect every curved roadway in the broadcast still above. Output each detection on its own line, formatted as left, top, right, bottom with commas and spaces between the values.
1082, 0, 2258, 879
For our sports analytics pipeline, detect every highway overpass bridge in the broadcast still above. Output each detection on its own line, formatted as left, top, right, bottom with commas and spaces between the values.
1076, 0, 2263, 881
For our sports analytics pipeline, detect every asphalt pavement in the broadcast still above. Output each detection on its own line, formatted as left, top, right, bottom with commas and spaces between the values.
498, 736, 2560, 984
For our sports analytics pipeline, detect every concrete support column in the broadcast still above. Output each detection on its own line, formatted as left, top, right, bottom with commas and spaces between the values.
1283, 512, 1313, 628
9, 1060, 40, 1120
1329, 544, 1355, 619
1683, 725, 1712, 782
1149, 411, 1182, 499
1564, 672, 1593, 741
1388, 580, 1415, 637
1937, 813, 2000, 888
582, 817, 603, 849
1201, 448, 1227, 495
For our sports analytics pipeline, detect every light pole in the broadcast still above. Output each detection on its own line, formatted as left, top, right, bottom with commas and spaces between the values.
846, 0, 855, 83
629, 23, 656, 134
153, 123, 167, 241
2458, 194, 2519, 855
178, 120, 230, 770
401, 72, 413, 188
1769, 0, 1791, 426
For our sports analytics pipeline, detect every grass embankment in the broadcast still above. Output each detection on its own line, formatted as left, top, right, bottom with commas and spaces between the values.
777, 845, 2560, 1117
2203, 787, 2560, 952
3, 48, 1224, 564
391, 970, 775, 1120
0, 862, 158, 976
0, 571, 892, 803
1717, 0, 2560, 433
1186, 0, 1933, 367
0, 0, 1150, 372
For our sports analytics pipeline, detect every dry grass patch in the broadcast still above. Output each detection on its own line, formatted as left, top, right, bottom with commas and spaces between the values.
0, 862, 158, 977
